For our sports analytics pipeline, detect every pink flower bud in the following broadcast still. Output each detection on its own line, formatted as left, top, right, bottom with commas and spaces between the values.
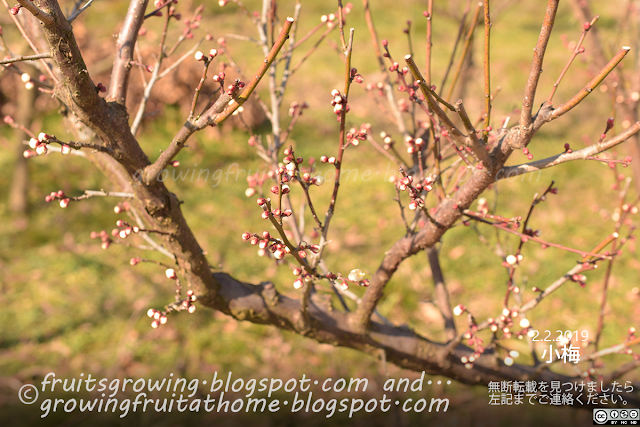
130, 257, 142, 266
166, 268, 178, 279
242, 232, 252, 240
59, 198, 70, 208
188, 305, 196, 313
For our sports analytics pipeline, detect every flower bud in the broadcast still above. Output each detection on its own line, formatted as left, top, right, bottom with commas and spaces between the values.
166, 268, 178, 279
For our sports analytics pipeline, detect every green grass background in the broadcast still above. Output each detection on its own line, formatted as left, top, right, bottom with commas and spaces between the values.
0, 0, 638, 425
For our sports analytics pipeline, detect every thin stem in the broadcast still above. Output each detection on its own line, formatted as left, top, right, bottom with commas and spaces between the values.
550, 47, 631, 121
440, 0, 471, 92
497, 121, 640, 179
315, 29, 354, 264
425, 0, 433, 84
0, 53, 52, 65
131, 8, 172, 136
445, 2, 482, 103
337, 0, 347, 49
67, 0, 96, 22
362, 0, 407, 136
482, 0, 491, 143
189, 59, 212, 120
464, 212, 613, 259
548, 15, 599, 102
142, 18, 294, 184
1, 0, 58, 84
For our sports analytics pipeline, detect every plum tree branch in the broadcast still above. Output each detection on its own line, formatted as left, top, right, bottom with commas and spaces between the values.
0, 52, 51, 65
108, 0, 149, 106
549, 47, 631, 120
141, 17, 294, 185
16, 0, 54, 25
519, 0, 558, 140
498, 122, 640, 179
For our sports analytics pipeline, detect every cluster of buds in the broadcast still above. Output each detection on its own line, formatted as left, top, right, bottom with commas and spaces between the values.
45, 190, 71, 208
212, 71, 225, 83
90, 230, 113, 250
181, 5, 204, 39
113, 201, 131, 214
226, 79, 245, 96
146, 269, 198, 328
245, 171, 267, 197
256, 197, 289, 220
278, 146, 324, 188
20, 73, 35, 90
350, 67, 363, 84
520, 147, 533, 160
569, 273, 588, 288
147, 290, 197, 328
379, 131, 395, 150
324, 270, 370, 291
404, 135, 425, 154
291, 267, 314, 289
330, 89, 349, 116
194, 48, 218, 62
456, 315, 486, 369
346, 124, 368, 147
397, 80, 421, 100
320, 155, 338, 166
288, 101, 309, 118
503, 253, 524, 268
396, 171, 434, 211
96, 82, 107, 93
299, 171, 324, 187
242, 231, 291, 260
111, 219, 141, 239
366, 81, 386, 97
25, 133, 64, 157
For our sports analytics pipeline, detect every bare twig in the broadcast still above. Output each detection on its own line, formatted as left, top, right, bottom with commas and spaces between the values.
520, 0, 559, 139
482, 0, 491, 143
0, 53, 51, 65
141, 17, 294, 185
498, 122, 640, 179
548, 15, 599, 102
67, 0, 96, 22
550, 47, 631, 120
445, 1, 482, 103
16, 0, 54, 25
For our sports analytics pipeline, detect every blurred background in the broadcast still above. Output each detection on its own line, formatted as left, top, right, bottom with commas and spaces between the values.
0, 0, 638, 425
